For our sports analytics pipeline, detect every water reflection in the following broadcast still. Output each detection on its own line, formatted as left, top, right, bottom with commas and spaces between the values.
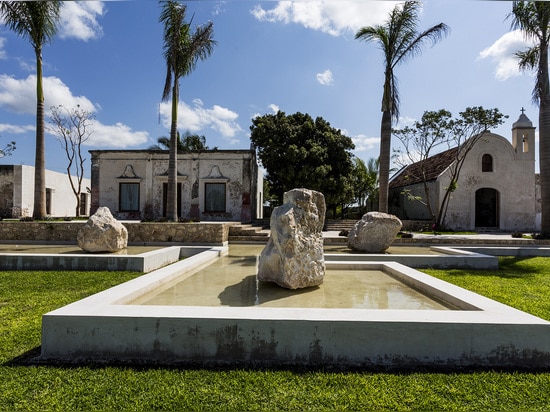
137, 245, 451, 310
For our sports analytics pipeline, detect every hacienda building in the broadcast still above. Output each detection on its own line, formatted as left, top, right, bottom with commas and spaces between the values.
89, 149, 263, 222
389, 110, 540, 232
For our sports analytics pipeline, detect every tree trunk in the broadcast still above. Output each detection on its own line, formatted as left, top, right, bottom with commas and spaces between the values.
539, 42, 550, 237
33, 47, 47, 219
378, 110, 392, 213
166, 81, 179, 222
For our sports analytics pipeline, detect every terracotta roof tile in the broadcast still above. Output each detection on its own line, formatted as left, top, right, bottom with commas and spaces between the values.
390, 147, 458, 189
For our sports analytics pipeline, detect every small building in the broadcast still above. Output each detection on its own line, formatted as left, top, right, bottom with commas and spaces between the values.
389, 111, 539, 232
0, 164, 91, 218
89, 149, 263, 222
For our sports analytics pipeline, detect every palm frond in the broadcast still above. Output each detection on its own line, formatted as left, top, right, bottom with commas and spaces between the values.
0, 1, 60, 49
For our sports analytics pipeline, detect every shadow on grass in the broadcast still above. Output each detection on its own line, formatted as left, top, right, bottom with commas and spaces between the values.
6, 346, 550, 375
440, 256, 538, 280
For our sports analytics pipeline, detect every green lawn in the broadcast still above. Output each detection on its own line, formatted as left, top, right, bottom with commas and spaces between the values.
1, 260, 550, 410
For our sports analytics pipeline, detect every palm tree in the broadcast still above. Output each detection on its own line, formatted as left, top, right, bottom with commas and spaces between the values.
160, 1, 216, 222
355, 1, 449, 213
510, 2, 550, 236
0, 1, 61, 219
148, 131, 210, 151
365, 157, 380, 212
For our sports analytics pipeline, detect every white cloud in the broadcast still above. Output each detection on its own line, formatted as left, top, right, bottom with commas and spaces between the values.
159, 99, 242, 144
351, 134, 379, 151
268, 104, 280, 113
213, 1, 228, 16
251, 104, 280, 120
478, 30, 534, 81
0, 74, 96, 114
397, 116, 416, 128
0, 123, 34, 134
0, 37, 6, 59
86, 121, 149, 148
251, 1, 399, 36
59, 1, 105, 41
0, 75, 148, 149
316, 69, 333, 86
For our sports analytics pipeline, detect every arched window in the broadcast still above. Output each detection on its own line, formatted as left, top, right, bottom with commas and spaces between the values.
482, 154, 493, 172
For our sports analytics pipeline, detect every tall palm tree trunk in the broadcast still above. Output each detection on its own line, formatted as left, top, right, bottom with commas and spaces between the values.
166, 81, 179, 222
33, 46, 47, 219
378, 110, 392, 213
539, 43, 550, 236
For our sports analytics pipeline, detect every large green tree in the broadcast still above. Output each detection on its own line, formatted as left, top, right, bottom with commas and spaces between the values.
250, 111, 355, 215
0, 1, 60, 219
160, 0, 216, 221
355, 1, 449, 214
510, 2, 550, 236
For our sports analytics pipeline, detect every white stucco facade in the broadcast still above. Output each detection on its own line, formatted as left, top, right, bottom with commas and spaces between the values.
390, 112, 538, 231
90, 150, 263, 222
0, 165, 91, 218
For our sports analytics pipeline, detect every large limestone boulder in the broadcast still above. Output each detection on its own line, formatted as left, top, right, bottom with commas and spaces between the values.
258, 188, 326, 289
77, 207, 128, 253
347, 212, 402, 253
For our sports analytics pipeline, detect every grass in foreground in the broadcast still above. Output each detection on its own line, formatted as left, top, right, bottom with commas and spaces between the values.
423, 256, 550, 321
0, 260, 550, 410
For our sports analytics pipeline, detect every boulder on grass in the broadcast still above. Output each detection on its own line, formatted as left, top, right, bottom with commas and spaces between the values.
347, 212, 402, 253
258, 188, 326, 289
77, 207, 128, 253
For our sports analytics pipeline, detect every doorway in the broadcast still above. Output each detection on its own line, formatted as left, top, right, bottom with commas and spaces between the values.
475, 188, 499, 228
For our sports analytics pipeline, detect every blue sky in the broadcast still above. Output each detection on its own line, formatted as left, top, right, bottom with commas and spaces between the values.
0, 1, 539, 177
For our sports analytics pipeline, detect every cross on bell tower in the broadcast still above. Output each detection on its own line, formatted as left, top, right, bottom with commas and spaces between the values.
512, 108, 535, 160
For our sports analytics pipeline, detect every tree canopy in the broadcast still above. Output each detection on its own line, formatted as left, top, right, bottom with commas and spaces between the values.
250, 111, 355, 213
160, 0, 216, 221
510, 1, 550, 236
0, 1, 61, 219
355, 1, 449, 213
149, 131, 214, 151
0, 136, 16, 159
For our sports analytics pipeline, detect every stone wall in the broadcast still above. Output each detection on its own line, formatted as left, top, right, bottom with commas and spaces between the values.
0, 221, 232, 245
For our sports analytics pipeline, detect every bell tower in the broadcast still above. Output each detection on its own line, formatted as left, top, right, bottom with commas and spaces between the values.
512, 107, 535, 160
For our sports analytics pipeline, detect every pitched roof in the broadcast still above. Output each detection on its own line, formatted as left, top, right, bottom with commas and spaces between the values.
390, 146, 458, 189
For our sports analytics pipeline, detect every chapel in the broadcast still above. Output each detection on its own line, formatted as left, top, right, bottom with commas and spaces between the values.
388, 110, 539, 231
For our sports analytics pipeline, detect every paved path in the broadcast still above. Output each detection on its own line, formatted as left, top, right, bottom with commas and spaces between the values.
322, 231, 550, 245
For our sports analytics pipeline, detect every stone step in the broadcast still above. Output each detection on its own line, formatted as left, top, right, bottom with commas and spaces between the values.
229, 224, 270, 237
229, 235, 270, 244
229, 223, 270, 243
324, 219, 357, 231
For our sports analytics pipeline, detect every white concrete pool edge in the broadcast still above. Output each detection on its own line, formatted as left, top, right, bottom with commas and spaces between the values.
41, 246, 550, 368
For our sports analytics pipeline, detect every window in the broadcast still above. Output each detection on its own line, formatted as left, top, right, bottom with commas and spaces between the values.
205, 182, 226, 212
119, 182, 140, 211
482, 154, 493, 172
79, 193, 88, 216
46, 188, 53, 215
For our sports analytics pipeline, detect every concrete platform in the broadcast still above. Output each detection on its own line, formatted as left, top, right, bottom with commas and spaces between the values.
41, 246, 550, 369
0, 244, 218, 273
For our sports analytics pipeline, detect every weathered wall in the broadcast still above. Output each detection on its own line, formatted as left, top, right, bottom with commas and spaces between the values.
389, 180, 438, 221
0, 165, 91, 218
390, 131, 537, 232
444, 133, 536, 231
0, 221, 231, 245
89, 150, 263, 222
0, 166, 14, 217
